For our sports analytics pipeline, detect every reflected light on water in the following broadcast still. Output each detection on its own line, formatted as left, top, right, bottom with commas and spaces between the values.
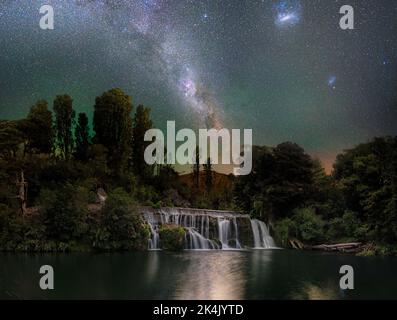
290, 281, 339, 300
173, 251, 248, 300
145, 251, 160, 284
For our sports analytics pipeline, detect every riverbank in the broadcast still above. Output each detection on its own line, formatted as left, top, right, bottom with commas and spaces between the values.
286, 238, 397, 257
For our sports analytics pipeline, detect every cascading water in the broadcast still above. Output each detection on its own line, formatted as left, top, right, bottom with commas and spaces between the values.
218, 218, 231, 249
144, 211, 160, 250
251, 219, 276, 248
142, 207, 275, 250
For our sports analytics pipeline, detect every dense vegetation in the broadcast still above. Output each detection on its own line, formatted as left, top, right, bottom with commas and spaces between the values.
1, 88, 396, 254
234, 140, 397, 255
0, 88, 229, 252
158, 224, 186, 251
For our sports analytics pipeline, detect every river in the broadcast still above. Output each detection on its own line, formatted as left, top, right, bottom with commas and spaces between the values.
1, 249, 396, 299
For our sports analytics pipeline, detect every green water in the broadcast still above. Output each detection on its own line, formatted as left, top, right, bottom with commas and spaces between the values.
1, 250, 396, 299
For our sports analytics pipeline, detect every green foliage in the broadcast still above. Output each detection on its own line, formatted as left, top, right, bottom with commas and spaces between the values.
273, 208, 325, 246
273, 218, 296, 247
2, 88, 397, 254
131, 181, 161, 206
0, 120, 24, 159
151, 201, 162, 209
39, 183, 89, 241
96, 188, 149, 250
75, 112, 90, 161
292, 207, 325, 244
0, 204, 46, 251
93, 88, 133, 173
159, 224, 186, 251
326, 211, 367, 242
0, 89, 185, 252
87, 144, 110, 180
131, 105, 152, 178
358, 243, 397, 257
53, 95, 75, 159
234, 143, 314, 220
333, 137, 397, 244
22, 100, 54, 155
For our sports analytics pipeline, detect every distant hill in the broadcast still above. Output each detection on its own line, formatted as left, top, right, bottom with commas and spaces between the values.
178, 171, 234, 194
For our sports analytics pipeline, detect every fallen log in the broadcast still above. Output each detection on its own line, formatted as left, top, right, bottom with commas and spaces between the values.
310, 242, 362, 252
289, 238, 304, 250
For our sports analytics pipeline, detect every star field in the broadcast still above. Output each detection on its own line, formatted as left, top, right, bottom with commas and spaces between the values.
1, 0, 397, 172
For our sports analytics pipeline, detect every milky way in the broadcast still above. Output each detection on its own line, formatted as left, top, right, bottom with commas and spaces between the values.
1, 0, 397, 171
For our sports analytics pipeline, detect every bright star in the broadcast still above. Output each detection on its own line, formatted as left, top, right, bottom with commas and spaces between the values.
328, 76, 337, 89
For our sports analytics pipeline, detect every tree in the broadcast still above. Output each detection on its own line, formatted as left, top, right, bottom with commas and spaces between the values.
131, 105, 152, 178
20, 100, 53, 155
98, 188, 149, 250
203, 157, 213, 193
53, 95, 75, 159
265, 142, 314, 218
192, 146, 200, 190
74, 112, 90, 161
333, 136, 397, 243
0, 120, 24, 159
93, 88, 133, 173
233, 146, 272, 214
40, 183, 88, 241
234, 142, 314, 220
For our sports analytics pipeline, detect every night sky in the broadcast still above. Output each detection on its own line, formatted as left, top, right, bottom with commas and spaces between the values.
1, 0, 397, 172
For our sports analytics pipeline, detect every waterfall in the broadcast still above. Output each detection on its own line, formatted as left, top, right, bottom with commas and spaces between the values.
218, 218, 231, 249
144, 212, 160, 250
186, 228, 218, 250
142, 207, 275, 250
251, 219, 276, 249
233, 217, 242, 249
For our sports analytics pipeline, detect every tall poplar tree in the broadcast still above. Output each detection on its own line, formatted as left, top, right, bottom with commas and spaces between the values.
53, 95, 75, 159
132, 105, 152, 178
93, 88, 133, 172
21, 100, 53, 154
203, 157, 213, 193
74, 112, 90, 161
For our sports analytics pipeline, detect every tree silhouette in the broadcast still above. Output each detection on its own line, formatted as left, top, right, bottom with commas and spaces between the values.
132, 105, 152, 178
75, 112, 90, 161
192, 146, 200, 190
53, 95, 75, 159
203, 157, 213, 193
93, 88, 133, 173
21, 100, 53, 155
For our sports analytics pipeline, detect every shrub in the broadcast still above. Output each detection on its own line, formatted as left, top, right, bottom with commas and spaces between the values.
292, 207, 325, 244
39, 183, 89, 241
273, 218, 296, 247
99, 188, 150, 250
0, 204, 46, 251
159, 224, 186, 251
326, 210, 371, 242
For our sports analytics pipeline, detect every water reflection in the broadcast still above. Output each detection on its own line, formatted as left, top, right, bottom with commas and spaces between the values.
1, 250, 397, 299
250, 249, 273, 280
290, 281, 338, 300
145, 251, 160, 284
173, 251, 248, 299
